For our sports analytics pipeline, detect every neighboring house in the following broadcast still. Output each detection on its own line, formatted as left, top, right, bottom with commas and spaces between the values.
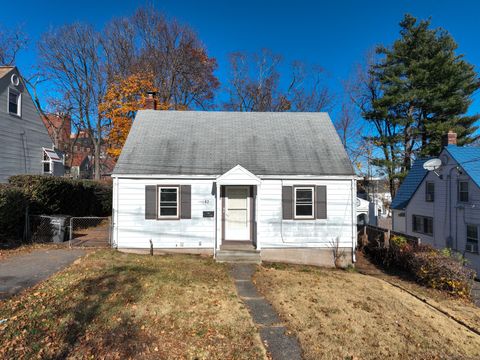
356, 197, 370, 225
41, 113, 71, 152
0, 66, 62, 183
69, 153, 93, 179
111, 110, 357, 266
358, 177, 392, 220
392, 132, 480, 275
42, 147, 65, 177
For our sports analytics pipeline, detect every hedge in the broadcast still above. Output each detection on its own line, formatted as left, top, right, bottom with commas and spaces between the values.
365, 235, 476, 298
0, 185, 29, 241
0, 175, 112, 244
9, 175, 112, 217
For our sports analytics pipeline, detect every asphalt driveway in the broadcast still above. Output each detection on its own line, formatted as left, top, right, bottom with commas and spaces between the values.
0, 248, 85, 300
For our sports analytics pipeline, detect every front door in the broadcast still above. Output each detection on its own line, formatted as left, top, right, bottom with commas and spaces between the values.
225, 186, 251, 241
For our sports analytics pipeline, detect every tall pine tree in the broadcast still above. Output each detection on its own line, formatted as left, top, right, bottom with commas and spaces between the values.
363, 14, 480, 195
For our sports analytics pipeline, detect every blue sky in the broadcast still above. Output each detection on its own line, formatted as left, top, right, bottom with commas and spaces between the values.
2, 0, 480, 119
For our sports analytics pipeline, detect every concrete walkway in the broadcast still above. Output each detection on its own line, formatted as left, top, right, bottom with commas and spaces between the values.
0, 248, 85, 300
229, 264, 302, 360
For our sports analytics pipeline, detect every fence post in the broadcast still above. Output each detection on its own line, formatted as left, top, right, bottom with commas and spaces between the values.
384, 229, 391, 248
69, 217, 73, 248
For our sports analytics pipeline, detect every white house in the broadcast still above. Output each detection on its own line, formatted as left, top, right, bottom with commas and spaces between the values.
0, 66, 63, 182
392, 132, 480, 275
111, 108, 357, 266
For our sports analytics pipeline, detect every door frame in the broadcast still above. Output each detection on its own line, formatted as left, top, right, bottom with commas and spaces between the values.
221, 185, 255, 244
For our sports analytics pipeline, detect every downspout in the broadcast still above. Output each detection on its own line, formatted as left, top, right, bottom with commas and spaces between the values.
447, 166, 457, 249
352, 178, 357, 263
213, 181, 218, 259
20, 131, 28, 173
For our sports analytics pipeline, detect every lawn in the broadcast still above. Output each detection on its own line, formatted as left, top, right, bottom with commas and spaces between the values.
0, 250, 265, 359
254, 263, 480, 360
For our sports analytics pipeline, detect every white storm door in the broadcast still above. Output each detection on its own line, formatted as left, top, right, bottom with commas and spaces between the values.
225, 186, 250, 240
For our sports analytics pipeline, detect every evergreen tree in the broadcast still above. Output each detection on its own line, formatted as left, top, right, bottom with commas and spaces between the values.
362, 14, 480, 195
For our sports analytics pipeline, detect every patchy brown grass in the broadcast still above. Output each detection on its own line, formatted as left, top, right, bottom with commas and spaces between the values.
254, 263, 480, 360
0, 250, 265, 359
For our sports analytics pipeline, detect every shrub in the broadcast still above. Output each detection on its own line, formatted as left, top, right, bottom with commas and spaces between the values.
406, 249, 476, 297
0, 185, 28, 242
364, 234, 476, 298
9, 175, 112, 217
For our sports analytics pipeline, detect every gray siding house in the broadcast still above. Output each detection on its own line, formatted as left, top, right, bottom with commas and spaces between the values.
112, 110, 357, 266
0, 66, 62, 182
392, 133, 480, 275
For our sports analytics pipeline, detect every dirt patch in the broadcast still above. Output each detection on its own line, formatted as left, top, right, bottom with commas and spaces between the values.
0, 250, 265, 359
254, 264, 480, 360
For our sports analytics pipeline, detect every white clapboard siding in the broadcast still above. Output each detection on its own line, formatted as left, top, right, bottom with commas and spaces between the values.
0, 69, 53, 183
114, 177, 356, 251
399, 149, 480, 274
257, 179, 354, 248
114, 178, 216, 249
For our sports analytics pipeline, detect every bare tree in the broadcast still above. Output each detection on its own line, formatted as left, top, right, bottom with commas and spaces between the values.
346, 52, 402, 197
103, 7, 219, 109
334, 102, 366, 173
224, 49, 332, 112
0, 26, 27, 66
38, 23, 108, 180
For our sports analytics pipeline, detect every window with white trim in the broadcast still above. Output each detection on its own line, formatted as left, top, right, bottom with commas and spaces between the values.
466, 224, 479, 253
158, 186, 179, 218
294, 187, 314, 219
8, 88, 21, 116
42, 151, 51, 174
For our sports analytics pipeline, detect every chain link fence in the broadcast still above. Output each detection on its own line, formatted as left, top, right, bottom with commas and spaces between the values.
27, 215, 70, 243
69, 217, 111, 248
26, 215, 111, 248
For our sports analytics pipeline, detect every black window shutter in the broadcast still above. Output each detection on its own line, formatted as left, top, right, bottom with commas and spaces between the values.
282, 186, 293, 220
316, 185, 327, 219
145, 185, 157, 219
180, 185, 191, 219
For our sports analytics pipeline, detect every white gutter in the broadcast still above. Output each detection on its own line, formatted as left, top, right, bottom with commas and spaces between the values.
112, 173, 357, 180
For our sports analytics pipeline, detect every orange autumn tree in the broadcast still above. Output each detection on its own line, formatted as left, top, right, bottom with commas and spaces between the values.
100, 72, 169, 159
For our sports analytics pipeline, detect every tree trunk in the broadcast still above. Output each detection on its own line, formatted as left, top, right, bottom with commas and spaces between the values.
94, 142, 101, 180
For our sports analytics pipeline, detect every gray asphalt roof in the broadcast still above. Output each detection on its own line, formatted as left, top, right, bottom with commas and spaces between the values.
113, 110, 355, 176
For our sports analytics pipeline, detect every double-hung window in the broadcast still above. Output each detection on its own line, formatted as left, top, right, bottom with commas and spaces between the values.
158, 186, 179, 219
42, 151, 51, 174
425, 182, 434, 202
466, 225, 479, 253
294, 187, 314, 219
412, 215, 433, 236
459, 181, 469, 202
8, 88, 21, 116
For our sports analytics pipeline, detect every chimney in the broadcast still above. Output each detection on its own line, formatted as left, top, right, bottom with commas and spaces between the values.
442, 130, 457, 147
145, 91, 157, 110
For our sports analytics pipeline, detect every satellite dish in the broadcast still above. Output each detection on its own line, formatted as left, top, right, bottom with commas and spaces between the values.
423, 158, 442, 171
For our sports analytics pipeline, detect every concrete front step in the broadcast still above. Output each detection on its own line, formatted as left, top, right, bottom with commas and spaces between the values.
216, 250, 261, 264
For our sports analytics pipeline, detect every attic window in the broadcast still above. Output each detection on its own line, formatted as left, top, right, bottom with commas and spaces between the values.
8, 88, 21, 116
458, 181, 469, 202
